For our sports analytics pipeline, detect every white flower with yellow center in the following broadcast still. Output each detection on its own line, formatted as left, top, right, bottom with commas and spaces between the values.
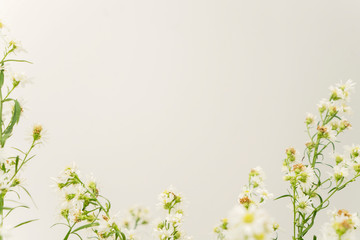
256, 188, 274, 201
305, 112, 316, 126
333, 164, 349, 182
321, 209, 360, 240
296, 192, 313, 214
336, 79, 356, 101
329, 85, 344, 100
317, 98, 331, 113
227, 205, 273, 240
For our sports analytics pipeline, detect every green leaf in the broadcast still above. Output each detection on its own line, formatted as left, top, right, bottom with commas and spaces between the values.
50, 222, 69, 228
120, 232, 126, 240
2, 99, 21, 146
19, 185, 38, 208
3, 59, 33, 64
73, 232, 84, 240
4, 205, 29, 218
71, 222, 99, 233
15, 156, 19, 172
274, 194, 292, 200
13, 219, 38, 228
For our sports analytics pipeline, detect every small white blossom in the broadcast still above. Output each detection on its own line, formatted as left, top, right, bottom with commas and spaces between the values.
296, 192, 313, 214
305, 113, 316, 126
321, 209, 360, 240
226, 205, 274, 240
333, 164, 349, 182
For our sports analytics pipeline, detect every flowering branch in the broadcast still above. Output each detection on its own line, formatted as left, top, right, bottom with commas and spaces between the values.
0, 19, 42, 239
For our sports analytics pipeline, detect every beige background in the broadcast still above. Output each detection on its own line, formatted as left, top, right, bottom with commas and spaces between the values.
1, 0, 360, 239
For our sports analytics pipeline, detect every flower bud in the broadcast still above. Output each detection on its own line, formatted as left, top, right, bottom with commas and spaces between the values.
32, 124, 43, 141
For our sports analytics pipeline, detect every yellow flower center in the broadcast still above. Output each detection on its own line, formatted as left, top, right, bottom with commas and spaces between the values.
243, 213, 254, 223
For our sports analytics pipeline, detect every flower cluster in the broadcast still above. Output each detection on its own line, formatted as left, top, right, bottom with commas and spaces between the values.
214, 168, 277, 240
0, 18, 42, 238
303, 81, 354, 154
330, 145, 360, 183
321, 209, 360, 240
154, 187, 191, 240
54, 164, 128, 240
278, 80, 360, 240
282, 148, 316, 192
238, 167, 273, 208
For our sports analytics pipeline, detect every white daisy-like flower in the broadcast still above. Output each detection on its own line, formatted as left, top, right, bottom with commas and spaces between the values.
154, 225, 173, 240
6, 71, 31, 88
345, 145, 360, 159
158, 187, 176, 205
330, 152, 345, 165
336, 79, 356, 101
321, 209, 359, 240
56, 163, 81, 186
249, 175, 264, 188
7, 39, 26, 54
123, 228, 137, 240
296, 192, 313, 214
256, 188, 274, 201
318, 98, 331, 113
305, 112, 316, 125
339, 103, 353, 114
329, 85, 344, 100
166, 212, 183, 224
226, 205, 274, 240
333, 164, 349, 182
95, 213, 121, 238
298, 166, 315, 191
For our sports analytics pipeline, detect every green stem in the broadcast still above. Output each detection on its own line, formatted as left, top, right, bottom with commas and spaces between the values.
311, 136, 321, 168
9, 140, 36, 183
293, 184, 297, 240
302, 174, 360, 236
63, 222, 76, 240
2, 85, 16, 102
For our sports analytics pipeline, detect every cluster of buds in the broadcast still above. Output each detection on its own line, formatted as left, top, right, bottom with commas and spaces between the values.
213, 218, 228, 240
122, 205, 150, 230
321, 209, 360, 240
282, 147, 299, 170
282, 148, 316, 191
283, 162, 315, 191
154, 187, 191, 240
311, 80, 355, 144
55, 165, 98, 224
238, 167, 273, 209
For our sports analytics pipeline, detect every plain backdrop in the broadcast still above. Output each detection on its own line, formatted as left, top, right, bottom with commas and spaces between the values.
1, 0, 360, 239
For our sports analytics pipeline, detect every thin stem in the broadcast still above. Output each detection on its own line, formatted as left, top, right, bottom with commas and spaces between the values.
3, 85, 16, 102
293, 184, 297, 240
9, 139, 36, 183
